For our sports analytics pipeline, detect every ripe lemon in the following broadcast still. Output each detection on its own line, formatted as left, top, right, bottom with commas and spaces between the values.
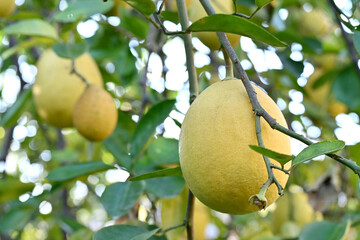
0, 0, 16, 18
33, 49, 103, 128
179, 78, 291, 214
188, 0, 240, 51
161, 188, 210, 240
298, 9, 331, 37
73, 84, 118, 141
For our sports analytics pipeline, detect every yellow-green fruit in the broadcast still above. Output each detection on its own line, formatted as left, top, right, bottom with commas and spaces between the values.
166, 0, 193, 11
179, 79, 291, 214
33, 49, 103, 128
328, 99, 347, 117
305, 69, 329, 106
299, 9, 331, 36
0, 0, 16, 18
73, 85, 118, 141
271, 186, 317, 235
188, 0, 240, 51
161, 189, 210, 240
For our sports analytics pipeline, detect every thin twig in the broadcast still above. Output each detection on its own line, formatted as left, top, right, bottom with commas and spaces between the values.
157, 222, 186, 236
71, 59, 90, 85
175, 0, 198, 238
329, 0, 360, 79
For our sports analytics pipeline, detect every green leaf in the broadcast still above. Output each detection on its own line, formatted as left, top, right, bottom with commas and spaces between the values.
58, 217, 86, 234
292, 140, 345, 168
249, 145, 294, 167
3, 19, 59, 40
0, 88, 32, 128
255, 0, 273, 7
93, 225, 150, 240
0, 208, 34, 234
121, 10, 149, 39
299, 221, 350, 240
188, 14, 287, 47
332, 67, 360, 110
123, 0, 156, 16
353, 31, 360, 56
147, 138, 179, 166
100, 181, 144, 219
145, 176, 185, 198
129, 228, 159, 240
52, 42, 88, 59
1, 37, 55, 60
47, 162, 113, 182
53, 0, 114, 23
130, 167, 182, 181
130, 99, 176, 158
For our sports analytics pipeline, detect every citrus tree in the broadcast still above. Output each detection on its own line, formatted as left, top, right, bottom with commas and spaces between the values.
1, 0, 360, 239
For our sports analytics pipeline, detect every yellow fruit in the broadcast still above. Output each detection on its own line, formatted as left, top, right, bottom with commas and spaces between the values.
73, 84, 118, 141
271, 185, 318, 235
166, 0, 193, 11
161, 188, 210, 240
328, 99, 347, 117
299, 9, 331, 37
188, 0, 240, 51
33, 49, 103, 128
0, 0, 16, 18
179, 78, 291, 214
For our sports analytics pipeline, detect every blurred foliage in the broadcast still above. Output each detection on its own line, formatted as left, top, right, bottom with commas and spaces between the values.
0, 0, 360, 239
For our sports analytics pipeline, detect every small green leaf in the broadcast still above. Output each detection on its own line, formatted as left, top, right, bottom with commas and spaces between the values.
0, 208, 34, 234
47, 162, 113, 182
292, 140, 345, 168
130, 167, 182, 181
130, 99, 176, 158
249, 145, 294, 167
188, 14, 287, 47
147, 138, 179, 166
52, 42, 88, 59
100, 181, 144, 219
54, 0, 114, 23
3, 19, 59, 40
93, 225, 149, 240
299, 221, 350, 240
123, 0, 156, 16
0, 88, 32, 128
145, 176, 186, 198
129, 228, 159, 240
255, 0, 273, 8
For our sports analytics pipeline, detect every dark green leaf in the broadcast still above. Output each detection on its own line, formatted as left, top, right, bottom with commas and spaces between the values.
58, 217, 86, 234
52, 42, 88, 59
292, 140, 345, 168
130, 167, 182, 181
93, 225, 148, 240
249, 145, 294, 167
123, 0, 156, 16
101, 181, 144, 219
0, 208, 34, 234
147, 138, 179, 166
188, 14, 287, 47
54, 0, 114, 22
145, 176, 185, 198
299, 221, 350, 240
121, 10, 149, 39
130, 99, 176, 158
332, 67, 360, 110
0, 88, 32, 128
47, 162, 113, 182
158, 10, 179, 24
129, 228, 159, 240
255, 0, 272, 7
3, 19, 59, 40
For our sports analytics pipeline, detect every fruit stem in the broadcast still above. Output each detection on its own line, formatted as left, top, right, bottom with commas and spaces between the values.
199, 0, 360, 179
176, 0, 198, 238
71, 59, 90, 86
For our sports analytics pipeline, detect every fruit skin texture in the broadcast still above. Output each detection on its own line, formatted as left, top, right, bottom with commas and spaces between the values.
188, 0, 240, 51
179, 79, 291, 214
73, 84, 118, 141
33, 49, 103, 128
0, 0, 16, 18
